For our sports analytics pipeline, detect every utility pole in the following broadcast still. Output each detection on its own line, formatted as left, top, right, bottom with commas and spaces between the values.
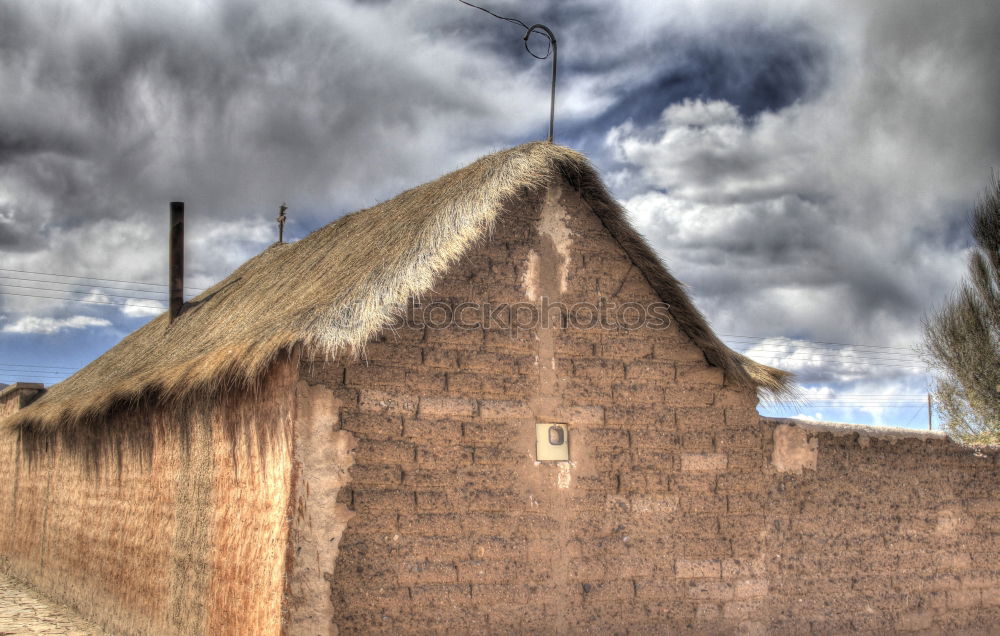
927, 393, 932, 430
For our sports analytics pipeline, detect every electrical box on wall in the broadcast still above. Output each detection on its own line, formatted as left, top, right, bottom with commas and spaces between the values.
536, 423, 569, 461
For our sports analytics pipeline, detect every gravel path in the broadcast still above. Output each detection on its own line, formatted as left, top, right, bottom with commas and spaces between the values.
0, 574, 105, 635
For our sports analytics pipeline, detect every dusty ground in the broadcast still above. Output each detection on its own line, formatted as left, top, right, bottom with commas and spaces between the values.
0, 574, 105, 635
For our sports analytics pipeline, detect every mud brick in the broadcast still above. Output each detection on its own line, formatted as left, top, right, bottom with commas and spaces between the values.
592, 446, 630, 470
349, 464, 403, 486
679, 537, 731, 559
612, 382, 670, 406
579, 580, 635, 603
652, 338, 704, 359
457, 560, 510, 584
897, 612, 934, 631
725, 450, 763, 473
424, 325, 483, 347
715, 388, 757, 407
680, 431, 715, 452
417, 396, 476, 419
716, 474, 767, 496
981, 587, 1000, 606
358, 388, 418, 416
714, 430, 762, 451
354, 488, 415, 512
470, 583, 537, 604
661, 386, 715, 407
469, 536, 530, 561
557, 335, 599, 357
462, 419, 519, 445
399, 513, 464, 537
626, 360, 676, 381
401, 470, 454, 489
483, 330, 535, 353
405, 369, 448, 392
402, 417, 462, 443
721, 559, 766, 580
734, 579, 769, 600
676, 363, 724, 386
562, 405, 605, 425
341, 412, 403, 440
722, 600, 761, 621
583, 427, 630, 448
415, 444, 472, 468
676, 407, 725, 431
478, 399, 533, 420
631, 428, 679, 449
345, 364, 401, 386
596, 334, 655, 358
414, 490, 451, 512
460, 512, 522, 537
360, 342, 423, 366
718, 515, 765, 538
676, 559, 722, 579
574, 358, 625, 379
948, 589, 982, 609
681, 453, 727, 473
444, 372, 481, 393
422, 348, 459, 369
473, 445, 522, 466
458, 351, 511, 372
355, 439, 416, 465
672, 514, 720, 538
686, 581, 734, 601
464, 488, 521, 512
398, 563, 459, 585
695, 602, 722, 622
606, 405, 673, 429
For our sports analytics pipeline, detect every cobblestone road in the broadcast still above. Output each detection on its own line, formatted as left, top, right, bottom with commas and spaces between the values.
0, 574, 105, 635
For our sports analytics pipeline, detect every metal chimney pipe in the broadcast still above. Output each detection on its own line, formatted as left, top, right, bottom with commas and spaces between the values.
169, 202, 184, 323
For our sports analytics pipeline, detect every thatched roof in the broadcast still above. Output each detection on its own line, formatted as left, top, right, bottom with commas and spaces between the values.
4, 142, 791, 433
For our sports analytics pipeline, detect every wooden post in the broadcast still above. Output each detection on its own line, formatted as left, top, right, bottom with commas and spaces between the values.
169, 202, 184, 323
927, 393, 932, 430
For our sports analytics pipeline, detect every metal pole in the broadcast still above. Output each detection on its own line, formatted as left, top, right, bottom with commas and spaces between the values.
525, 24, 556, 143
169, 202, 184, 323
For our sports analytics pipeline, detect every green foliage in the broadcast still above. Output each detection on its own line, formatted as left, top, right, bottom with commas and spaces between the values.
924, 174, 1000, 443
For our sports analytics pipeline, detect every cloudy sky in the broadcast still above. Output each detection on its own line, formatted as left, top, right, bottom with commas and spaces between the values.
1, 0, 998, 429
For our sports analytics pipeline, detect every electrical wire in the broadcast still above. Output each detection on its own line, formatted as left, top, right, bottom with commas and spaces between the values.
0, 273, 174, 296
0, 290, 163, 309
0, 266, 205, 291
457, 0, 552, 59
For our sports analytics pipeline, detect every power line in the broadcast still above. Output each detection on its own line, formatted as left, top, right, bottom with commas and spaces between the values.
0, 267, 205, 291
0, 362, 79, 370
722, 333, 914, 353
0, 273, 176, 296
0, 283, 166, 303
0, 290, 163, 309
726, 340, 922, 359
732, 348, 923, 365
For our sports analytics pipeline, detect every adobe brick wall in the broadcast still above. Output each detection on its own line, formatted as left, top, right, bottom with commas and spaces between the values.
297, 180, 766, 632
758, 418, 1000, 633
0, 384, 45, 419
0, 361, 298, 635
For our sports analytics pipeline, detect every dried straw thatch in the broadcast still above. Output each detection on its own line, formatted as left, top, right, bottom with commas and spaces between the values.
4, 142, 791, 432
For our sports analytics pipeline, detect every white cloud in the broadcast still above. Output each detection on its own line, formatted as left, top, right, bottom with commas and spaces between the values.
2, 315, 112, 334
607, 0, 999, 360
120, 300, 164, 318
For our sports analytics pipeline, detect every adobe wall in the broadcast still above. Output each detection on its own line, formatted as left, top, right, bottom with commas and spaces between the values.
0, 360, 298, 636
758, 418, 1000, 633
298, 180, 767, 633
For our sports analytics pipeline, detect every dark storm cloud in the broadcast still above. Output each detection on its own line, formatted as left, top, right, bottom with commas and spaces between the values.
1, 0, 998, 427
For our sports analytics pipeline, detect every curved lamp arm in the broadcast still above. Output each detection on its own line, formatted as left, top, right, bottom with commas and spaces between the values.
524, 24, 557, 143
